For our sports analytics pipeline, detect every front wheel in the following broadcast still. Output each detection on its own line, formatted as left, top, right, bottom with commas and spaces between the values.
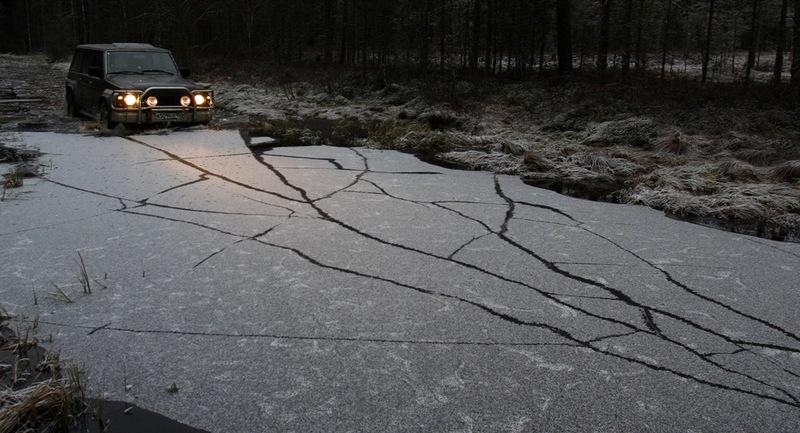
65, 92, 79, 117
98, 103, 115, 129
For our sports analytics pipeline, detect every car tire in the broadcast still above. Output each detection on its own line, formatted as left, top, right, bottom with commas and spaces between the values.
66, 92, 79, 117
98, 102, 115, 130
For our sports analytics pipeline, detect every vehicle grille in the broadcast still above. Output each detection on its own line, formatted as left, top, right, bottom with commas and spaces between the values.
143, 88, 190, 107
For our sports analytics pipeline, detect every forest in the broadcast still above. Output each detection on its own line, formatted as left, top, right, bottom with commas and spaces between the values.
2, 0, 800, 91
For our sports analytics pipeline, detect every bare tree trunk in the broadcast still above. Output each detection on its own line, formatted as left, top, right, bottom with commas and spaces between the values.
660, 0, 673, 81
25, 0, 32, 52
744, 0, 760, 87
440, 0, 448, 72
701, 0, 715, 83
470, 0, 481, 72
621, 0, 633, 77
324, 0, 334, 63
635, 0, 644, 69
556, 0, 572, 74
340, 0, 349, 64
484, 0, 493, 71
597, 0, 611, 75
791, 0, 800, 104
774, 0, 789, 84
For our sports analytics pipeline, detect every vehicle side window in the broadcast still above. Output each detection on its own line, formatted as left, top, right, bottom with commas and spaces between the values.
87, 50, 103, 74
70, 49, 86, 73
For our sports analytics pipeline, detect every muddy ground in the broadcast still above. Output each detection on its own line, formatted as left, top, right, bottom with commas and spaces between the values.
2, 53, 799, 242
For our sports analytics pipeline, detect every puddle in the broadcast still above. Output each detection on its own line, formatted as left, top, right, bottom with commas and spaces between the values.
77, 399, 210, 433
243, 117, 373, 149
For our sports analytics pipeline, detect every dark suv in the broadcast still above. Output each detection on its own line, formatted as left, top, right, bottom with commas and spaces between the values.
65, 43, 213, 128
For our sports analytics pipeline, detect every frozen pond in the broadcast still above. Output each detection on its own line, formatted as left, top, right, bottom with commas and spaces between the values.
1, 129, 799, 432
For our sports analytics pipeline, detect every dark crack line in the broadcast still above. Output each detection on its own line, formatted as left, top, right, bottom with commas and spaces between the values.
549, 293, 619, 301
125, 136, 302, 203
705, 349, 747, 357
120, 209, 247, 238
152, 174, 209, 196
193, 226, 278, 269
43, 178, 137, 203
578, 224, 800, 345
514, 200, 578, 222
642, 308, 664, 337
586, 331, 640, 344
551, 261, 640, 266
256, 151, 346, 170
447, 232, 494, 260
131, 201, 282, 217
138, 152, 254, 164
33, 319, 576, 348
263, 150, 443, 176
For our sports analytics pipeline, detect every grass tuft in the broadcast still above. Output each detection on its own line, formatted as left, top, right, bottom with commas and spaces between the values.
0, 365, 89, 433
1, 312, 91, 433
715, 159, 761, 181
48, 283, 73, 304
770, 160, 800, 183
656, 130, 699, 156
76, 252, 91, 295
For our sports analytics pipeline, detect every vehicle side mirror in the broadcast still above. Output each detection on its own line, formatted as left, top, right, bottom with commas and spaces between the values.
179, 68, 191, 78
88, 66, 102, 78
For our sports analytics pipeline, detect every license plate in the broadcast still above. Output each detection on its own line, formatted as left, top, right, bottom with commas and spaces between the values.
153, 111, 182, 121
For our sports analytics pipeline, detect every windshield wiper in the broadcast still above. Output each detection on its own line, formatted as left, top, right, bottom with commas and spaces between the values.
141, 69, 175, 75
107, 70, 142, 75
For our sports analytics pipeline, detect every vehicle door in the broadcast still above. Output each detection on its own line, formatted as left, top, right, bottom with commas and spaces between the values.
67, 49, 88, 112
83, 50, 107, 115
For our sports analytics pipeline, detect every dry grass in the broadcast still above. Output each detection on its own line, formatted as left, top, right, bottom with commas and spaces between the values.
771, 160, 800, 183
522, 151, 553, 172
715, 158, 761, 181
435, 150, 521, 174
1, 311, 89, 433
0, 367, 88, 433
644, 165, 719, 194
628, 183, 800, 223
655, 130, 706, 156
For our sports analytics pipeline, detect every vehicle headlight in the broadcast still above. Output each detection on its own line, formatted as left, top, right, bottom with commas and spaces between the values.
191, 92, 212, 107
180, 96, 191, 107
123, 94, 138, 106
114, 92, 140, 108
145, 96, 158, 107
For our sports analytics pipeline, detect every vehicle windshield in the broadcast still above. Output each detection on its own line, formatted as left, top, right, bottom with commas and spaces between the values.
107, 51, 179, 75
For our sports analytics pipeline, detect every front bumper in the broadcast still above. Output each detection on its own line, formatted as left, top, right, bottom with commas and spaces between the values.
109, 107, 213, 125
105, 87, 213, 125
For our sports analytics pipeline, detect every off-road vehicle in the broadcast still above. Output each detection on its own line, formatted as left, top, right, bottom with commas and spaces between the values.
65, 43, 213, 128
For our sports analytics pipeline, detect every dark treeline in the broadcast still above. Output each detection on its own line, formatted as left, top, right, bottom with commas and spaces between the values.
2, 0, 800, 86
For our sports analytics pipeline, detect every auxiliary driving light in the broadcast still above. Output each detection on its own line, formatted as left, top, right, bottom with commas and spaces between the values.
180, 96, 191, 107
145, 96, 159, 107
